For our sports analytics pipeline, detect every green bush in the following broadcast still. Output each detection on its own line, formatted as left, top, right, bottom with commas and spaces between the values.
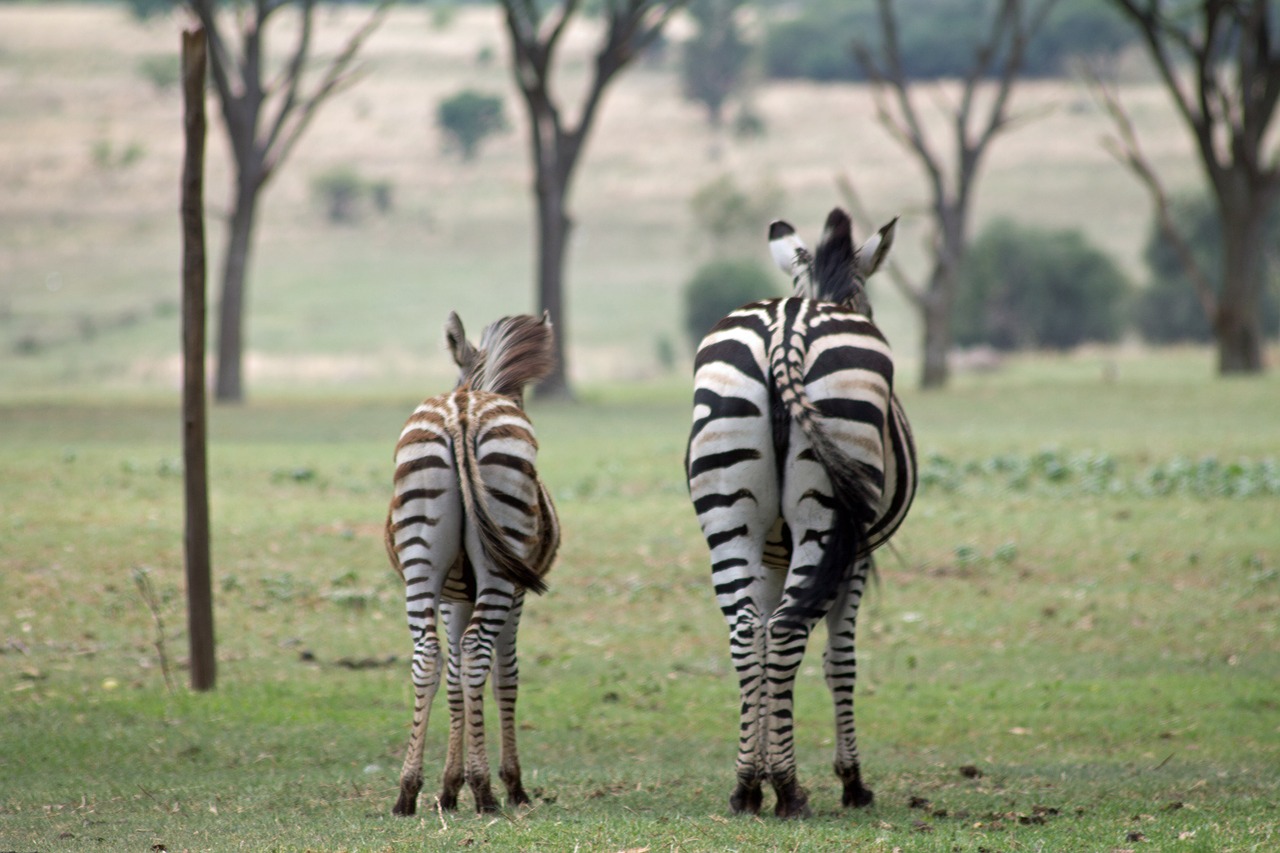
954, 219, 1129, 350
310, 167, 393, 224
1135, 193, 1280, 343
761, 0, 1133, 82
436, 90, 509, 161
682, 259, 779, 348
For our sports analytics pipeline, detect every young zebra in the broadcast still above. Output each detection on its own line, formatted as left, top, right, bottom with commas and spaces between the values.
685, 208, 917, 818
385, 311, 559, 816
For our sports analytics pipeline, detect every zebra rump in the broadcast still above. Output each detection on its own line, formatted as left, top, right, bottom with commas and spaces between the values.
444, 311, 555, 595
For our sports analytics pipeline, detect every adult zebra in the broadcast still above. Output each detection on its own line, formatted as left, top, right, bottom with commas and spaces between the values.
385, 311, 559, 816
685, 208, 916, 818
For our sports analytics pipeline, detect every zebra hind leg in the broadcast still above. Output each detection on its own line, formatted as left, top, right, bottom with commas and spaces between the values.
437, 600, 469, 811
727, 607, 767, 815
764, 613, 813, 820
393, 632, 443, 816
458, 594, 513, 814
493, 593, 531, 807
824, 557, 874, 808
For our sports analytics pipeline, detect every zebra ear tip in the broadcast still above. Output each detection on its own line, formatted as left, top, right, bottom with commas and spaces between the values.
768, 220, 795, 240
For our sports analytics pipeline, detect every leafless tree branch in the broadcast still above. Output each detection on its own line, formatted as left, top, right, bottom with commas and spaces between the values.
835, 173, 924, 309
1086, 65, 1219, 321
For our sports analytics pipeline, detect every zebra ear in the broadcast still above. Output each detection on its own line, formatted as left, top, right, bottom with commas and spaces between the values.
856, 217, 898, 278
444, 311, 479, 370
769, 219, 811, 283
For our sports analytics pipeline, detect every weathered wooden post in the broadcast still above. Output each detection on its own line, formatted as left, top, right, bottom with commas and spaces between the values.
181, 27, 215, 691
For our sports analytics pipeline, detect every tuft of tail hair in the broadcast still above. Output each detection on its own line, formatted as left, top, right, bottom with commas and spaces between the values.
442, 311, 557, 595
445, 311, 555, 405
770, 326, 881, 621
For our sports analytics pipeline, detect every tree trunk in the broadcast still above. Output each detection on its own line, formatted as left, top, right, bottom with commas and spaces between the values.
214, 178, 258, 403
533, 175, 574, 400
1215, 203, 1267, 374
919, 213, 964, 390
919, 269, 954, 389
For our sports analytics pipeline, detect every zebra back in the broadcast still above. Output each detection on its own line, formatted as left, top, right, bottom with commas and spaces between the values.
388, 312, 558, 596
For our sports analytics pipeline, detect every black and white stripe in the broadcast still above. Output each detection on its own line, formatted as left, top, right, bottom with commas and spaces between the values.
685, 208, 917, 817
386, 311, 559, 816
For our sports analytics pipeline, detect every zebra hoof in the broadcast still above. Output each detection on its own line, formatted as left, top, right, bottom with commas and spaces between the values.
842, 781, 874, 808
391, 789, 418, 817
774, 787, 811, 820
729, 784, 763, 815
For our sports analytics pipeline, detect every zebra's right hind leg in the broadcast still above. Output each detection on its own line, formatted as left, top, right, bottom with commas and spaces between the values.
824, 556, 874, 808
492, 592, 532, 808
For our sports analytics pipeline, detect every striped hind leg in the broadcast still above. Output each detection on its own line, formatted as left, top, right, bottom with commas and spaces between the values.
762, 589, 822, 819
392, 566, 452, 816
762, 452, 847, 818
824, 556, 874, 807
438, 599, 470, 810
492, 591, 531, 807
458, 585, 517, 813
701, 502, 780, 814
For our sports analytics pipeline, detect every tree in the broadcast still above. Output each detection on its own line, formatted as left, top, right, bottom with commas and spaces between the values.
850, 0, 1058, 388
500, 0, 688, 400
187, 0, 390, 402
1102, 0, 1280, 374
1134, 192, 1280, 343
681, 0, 752, 133
954, 219, 1129, 350
437, 89, 510, 161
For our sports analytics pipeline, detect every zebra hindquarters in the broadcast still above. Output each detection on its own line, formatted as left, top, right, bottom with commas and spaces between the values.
387, 439, 465, 817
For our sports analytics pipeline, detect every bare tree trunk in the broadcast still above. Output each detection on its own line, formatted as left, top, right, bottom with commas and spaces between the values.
181, 27, 216, 691
214, 179, 258, 403
1217, 202, 1267, 373
1107, 0, 1278, 376
192, 0, 389, 403
535, 177, 573, 399
853, 0, 1055, 390
502, 0, 686, 402
920, 271, 954, 389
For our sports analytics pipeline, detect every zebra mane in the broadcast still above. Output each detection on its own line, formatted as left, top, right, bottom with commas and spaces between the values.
812, 208, 864, 307
445, 311, 555, 403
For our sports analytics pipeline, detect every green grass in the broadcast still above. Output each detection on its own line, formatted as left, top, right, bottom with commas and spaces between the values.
2, 361, 1278, 851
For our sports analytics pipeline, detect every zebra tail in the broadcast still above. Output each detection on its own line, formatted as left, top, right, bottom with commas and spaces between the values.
455, 410, 550, 596
472, 313, 556, 400
771, 346, 880, 617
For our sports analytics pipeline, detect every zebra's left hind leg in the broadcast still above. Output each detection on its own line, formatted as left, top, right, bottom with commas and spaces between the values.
437, 599, 471, 811
824, 557, 874, 808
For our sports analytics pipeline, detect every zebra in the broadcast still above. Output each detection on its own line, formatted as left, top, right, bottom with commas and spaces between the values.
385, 311, 560, 816
685, 207, 917, 818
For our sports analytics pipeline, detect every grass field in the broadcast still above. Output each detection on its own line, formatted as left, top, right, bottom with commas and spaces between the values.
1, 4, 1277, 851
2, 352, 1278, 851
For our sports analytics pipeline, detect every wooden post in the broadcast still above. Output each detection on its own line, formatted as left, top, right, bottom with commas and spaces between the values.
181, 28, 216, 691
